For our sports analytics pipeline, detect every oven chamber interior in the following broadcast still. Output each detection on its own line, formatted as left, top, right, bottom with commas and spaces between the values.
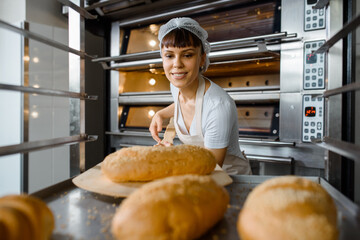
87, 0, 343, 178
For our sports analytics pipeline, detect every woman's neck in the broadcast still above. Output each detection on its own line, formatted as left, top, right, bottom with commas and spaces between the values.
178, 76, 199, 103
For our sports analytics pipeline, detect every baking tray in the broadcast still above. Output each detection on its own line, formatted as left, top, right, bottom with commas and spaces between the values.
32, 175, 360, 240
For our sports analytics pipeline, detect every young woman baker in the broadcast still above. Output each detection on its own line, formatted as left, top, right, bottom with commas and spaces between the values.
149, 17, 251, 175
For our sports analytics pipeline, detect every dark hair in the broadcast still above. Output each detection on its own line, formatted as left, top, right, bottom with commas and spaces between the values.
161, 28, 204, 54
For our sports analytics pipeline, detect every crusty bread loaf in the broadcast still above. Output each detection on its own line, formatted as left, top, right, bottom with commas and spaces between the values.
102, 144, 216, 182
0, 194, 54, 240
111, 174, 229, 240
237, 176, 338, 240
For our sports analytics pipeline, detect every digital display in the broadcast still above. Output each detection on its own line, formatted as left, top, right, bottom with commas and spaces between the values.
306, 53, 317, 64
305, 106, 316, 117
307, 0, 318, 4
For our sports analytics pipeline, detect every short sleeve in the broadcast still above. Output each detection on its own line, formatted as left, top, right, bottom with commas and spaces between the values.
203, 100, 235, 149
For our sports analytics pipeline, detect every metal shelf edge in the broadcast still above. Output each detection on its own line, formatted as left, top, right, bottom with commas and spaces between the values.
0, 134, 98, 157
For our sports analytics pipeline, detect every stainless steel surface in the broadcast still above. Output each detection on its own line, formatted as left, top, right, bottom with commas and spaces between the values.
109, 57, 162, 70
109, 21, 120, 132
104, 37, 284, 70
32, 175, 360, 240
280, 0, 326, 93
320, 178, 360, 220
0, 134, 97, 157
0, 19, 95, 59
322, 81, 360, 97
106, 130, 154, 137
313, 137, 360, 163
228, 90, 280, 103
238, 138, 295, 147
210, 32, 295, 51
241, 141, 326, 169
119, 92, 172, 105
314, 14, 360, 54
92, 32, 298, 64
279, 93, 303, 142
118, 89, 280, 105
107, 46, 279, 71
58, 0, 98, 19
117, 0, 241, 28
0, 83, 97, 100
246, 154, 293, 164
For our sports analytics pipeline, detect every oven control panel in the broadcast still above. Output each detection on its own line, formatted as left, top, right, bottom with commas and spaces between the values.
304, 0, 326, 31
304, 40, 325, 90
302, 95, 324, 142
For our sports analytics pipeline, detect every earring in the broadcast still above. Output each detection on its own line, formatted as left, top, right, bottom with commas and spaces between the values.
200, 66, 204, 72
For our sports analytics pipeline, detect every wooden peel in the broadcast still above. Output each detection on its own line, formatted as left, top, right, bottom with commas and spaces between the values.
161, 117, 176, 144
72, 163, 232, 197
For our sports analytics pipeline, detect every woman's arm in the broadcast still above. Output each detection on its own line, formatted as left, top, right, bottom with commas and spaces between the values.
206, 147, 227, 167
149, 103, 175, 143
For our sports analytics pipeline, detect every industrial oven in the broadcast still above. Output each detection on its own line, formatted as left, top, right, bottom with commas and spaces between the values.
0, 0, 360, 239
90, 0, 357, 189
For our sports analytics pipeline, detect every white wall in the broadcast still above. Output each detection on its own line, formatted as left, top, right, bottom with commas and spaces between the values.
26, 0, 70, 193
0, 0, 70, 195
27, 22, 70, 193
26, 0, 67, 29
0, 0, 25, 23
0, 0, 26, 196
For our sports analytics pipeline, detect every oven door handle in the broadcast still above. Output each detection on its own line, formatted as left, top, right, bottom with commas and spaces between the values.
238, 139, 295, 147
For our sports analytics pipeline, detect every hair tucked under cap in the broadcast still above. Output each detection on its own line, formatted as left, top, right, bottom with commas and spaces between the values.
158, 17, 211, 72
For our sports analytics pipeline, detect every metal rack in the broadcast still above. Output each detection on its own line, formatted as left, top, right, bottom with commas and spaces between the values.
309, 13, 360, 164
93, 32, 300, 70
0, 0, 97, 191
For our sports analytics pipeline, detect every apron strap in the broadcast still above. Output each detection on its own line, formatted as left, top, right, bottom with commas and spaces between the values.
174, 75, 205, 142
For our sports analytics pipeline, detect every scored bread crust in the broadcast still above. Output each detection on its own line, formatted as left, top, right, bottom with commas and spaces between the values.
111, 174, 229, 240
0, 194, 54, 240
237, 176, 339, 240
102, 144, 217, 182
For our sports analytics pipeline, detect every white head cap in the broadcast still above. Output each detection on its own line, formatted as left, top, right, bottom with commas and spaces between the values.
158, 17, 211, 72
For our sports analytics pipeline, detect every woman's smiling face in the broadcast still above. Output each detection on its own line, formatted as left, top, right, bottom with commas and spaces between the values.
161, 46, 205, 90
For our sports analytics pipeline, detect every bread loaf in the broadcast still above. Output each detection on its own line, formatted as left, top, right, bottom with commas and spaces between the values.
111, 174, 229, 240
237, 176, 338, 240
102, 144, 216, 182
0, 194, 54, 240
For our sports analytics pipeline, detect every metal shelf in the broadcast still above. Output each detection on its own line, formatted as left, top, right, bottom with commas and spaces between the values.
246, 154, 293, 165
118, 88, 280, 105
58, 0, 97, 19
321, 81, 360, 98
0, 19, 96, 59
312, 137, 360, 164
238, 138, 295, 147
314, 14, 360, 55
0, 83, 98, 100
93, 32, 299, 70
0, 134, 98, 157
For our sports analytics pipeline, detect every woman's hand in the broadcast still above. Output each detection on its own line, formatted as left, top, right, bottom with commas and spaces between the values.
149, 103, 175, 144
149, 112, 163, 143
154, 141, 173, 147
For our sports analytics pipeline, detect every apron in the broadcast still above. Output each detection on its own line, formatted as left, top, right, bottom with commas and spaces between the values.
173, 76, 252, 175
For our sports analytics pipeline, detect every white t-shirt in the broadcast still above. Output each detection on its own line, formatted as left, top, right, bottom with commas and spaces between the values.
170, 79, 244, 159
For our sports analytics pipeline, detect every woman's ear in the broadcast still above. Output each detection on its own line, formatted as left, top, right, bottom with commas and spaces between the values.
200, 53, 206, 67
198, 52, 206, 73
